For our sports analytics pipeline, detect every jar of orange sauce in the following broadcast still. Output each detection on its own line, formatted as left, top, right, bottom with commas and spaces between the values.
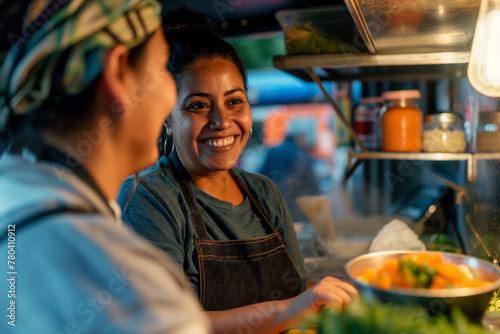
380, 90, 422, 152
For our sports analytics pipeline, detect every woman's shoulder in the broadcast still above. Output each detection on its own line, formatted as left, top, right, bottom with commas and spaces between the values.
118, 157, 180, 205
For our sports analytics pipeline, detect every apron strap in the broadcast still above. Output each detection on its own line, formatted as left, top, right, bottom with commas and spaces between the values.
168, 152, 210, 240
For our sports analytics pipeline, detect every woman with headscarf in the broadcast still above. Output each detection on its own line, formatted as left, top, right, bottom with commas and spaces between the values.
0, 1, 210, 333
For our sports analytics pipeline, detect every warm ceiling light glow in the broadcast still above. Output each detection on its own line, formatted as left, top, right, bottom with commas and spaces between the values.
468, 0, 500, 97
438, 5, 445, 16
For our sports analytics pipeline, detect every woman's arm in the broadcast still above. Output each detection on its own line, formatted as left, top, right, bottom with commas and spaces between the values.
207, 276, 358, 334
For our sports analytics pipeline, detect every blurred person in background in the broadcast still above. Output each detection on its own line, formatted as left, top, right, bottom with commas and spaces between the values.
260, 119, 320, 222
119, 7, 357, 334
0, 1, 210, 333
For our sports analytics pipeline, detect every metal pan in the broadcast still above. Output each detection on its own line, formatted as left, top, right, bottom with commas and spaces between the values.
345, 250, 500, 319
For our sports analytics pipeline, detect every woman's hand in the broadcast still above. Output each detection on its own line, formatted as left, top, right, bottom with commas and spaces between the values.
279, 276, 358, 328
207, 277, 358, 334
297, 276, 359, 311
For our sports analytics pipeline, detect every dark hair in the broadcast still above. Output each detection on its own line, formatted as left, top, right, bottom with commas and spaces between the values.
162, 6, 247, 91
0, 1, 150, 154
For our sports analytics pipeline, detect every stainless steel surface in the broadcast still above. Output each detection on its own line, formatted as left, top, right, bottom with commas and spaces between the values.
343, 0, 376, 53
465, 214, 495, 263
274, 51, 471, 68
477, 112, 500, 153
474, 153, 500, 160
424, 112, 464, 125
273, 51, 470, 81
460, 157, 500, 266
348, 151, 470, 162
345, 250, 500, 318
479, 111, 500, 124
348, 151, 473, 181
343, 0, 480, 53
347, 151, 500, 182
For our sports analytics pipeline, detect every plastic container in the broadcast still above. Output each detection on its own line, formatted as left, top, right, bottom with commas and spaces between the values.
422, 113, 467, 153
476, 112, 500, 152
275, 5, 367, 55
380, 90, 422, 152
353, 97, 383, 151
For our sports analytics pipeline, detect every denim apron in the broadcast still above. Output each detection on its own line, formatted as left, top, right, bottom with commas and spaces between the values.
169, 153, 302, 311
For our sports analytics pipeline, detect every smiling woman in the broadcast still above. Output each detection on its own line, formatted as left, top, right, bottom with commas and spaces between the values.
169, 57, 252, 193
118, 6, 357, 334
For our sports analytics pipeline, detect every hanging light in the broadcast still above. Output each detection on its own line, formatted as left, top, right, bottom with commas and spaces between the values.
467, 0, 500, 97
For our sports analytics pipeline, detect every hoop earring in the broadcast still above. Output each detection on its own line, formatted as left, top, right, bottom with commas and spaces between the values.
164, 135, 175, 159
247, 128, 252, 144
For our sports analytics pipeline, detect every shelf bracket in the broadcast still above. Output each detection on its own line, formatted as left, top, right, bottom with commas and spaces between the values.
306, 67, 368, 152
344, 157, 362, 182
431, 171, 469, 205
467, 154, 476, 182
306, 67, 368, 181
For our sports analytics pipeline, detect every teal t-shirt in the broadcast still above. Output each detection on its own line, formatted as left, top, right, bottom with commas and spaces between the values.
118, 156, 307, 298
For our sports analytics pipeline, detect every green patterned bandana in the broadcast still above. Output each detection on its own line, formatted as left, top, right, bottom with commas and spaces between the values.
0, 0, 161, 130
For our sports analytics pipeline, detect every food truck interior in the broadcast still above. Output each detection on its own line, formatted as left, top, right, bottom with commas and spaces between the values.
2, 1, 500, 332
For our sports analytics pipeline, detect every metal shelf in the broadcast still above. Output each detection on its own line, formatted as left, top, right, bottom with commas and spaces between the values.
273, 51, 470, 82
343, 0, 479, 55
348, 151, 500, 182
271, 50, 500, 183
271, 52, 474, 171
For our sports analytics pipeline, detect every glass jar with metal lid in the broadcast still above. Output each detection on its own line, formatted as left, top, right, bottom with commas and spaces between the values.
422, 113, 467, 153
380, 89, 422, 152
476, 112, 500, 152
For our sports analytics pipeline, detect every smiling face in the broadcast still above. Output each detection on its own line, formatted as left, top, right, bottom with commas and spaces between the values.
169, 57, 252, 176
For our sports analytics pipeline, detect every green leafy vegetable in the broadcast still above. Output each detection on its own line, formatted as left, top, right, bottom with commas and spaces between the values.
488, 287, 500, 312
298, 298, 494, 334
284, 23, 356, 54
421, 233, 461, 253
399, 256, 437, 288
